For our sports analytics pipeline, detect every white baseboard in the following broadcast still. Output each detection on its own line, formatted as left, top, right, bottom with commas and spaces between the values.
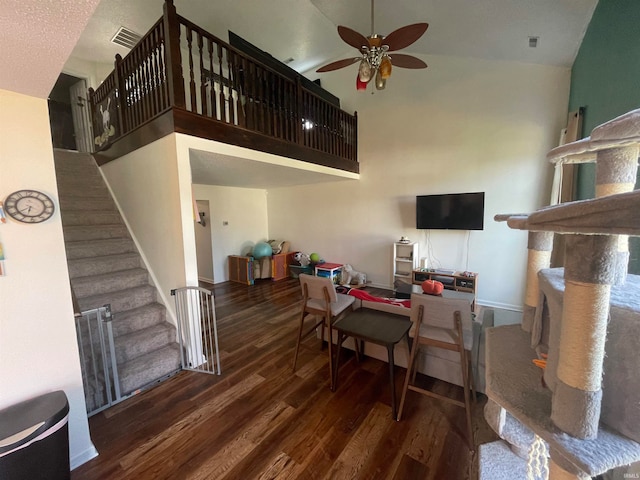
71, 444, 99, 470
198, 276, 214, 284
476, 299, 523, 312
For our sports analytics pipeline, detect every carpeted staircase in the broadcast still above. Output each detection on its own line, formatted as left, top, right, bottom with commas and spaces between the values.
54, 149, 181, 397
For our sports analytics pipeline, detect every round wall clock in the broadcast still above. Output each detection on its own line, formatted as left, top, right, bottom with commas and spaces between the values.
4, 190, 56, 224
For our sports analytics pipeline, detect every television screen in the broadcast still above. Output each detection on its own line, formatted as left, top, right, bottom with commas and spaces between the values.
416, 192, 485, 230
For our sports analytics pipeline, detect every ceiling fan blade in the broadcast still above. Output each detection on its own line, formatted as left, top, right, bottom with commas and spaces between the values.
390, 54, 428, 69
337, 26, 369, 51
383, 23, 429, 51
316, 57, 361, 73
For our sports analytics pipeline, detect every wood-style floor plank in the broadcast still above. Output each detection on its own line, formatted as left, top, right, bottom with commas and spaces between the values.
71, 278, 498, 480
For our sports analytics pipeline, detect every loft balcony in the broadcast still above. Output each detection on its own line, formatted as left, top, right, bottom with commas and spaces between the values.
89, 0, 358, 174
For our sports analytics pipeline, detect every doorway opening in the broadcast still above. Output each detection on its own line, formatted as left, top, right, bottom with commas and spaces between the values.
48, 73, 93, 152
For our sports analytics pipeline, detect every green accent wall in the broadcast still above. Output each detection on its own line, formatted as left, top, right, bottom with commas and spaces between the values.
568, 0, 640, 272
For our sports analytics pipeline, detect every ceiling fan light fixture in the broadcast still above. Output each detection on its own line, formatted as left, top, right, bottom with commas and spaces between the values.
380, 56, 392, 79
375, 69, 386, 90
358, 59, 373, 83
356, 74, 368, 91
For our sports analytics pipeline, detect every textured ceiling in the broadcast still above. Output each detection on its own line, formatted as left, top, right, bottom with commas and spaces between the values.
0, 0, 101, 98
70, 0, 598, 77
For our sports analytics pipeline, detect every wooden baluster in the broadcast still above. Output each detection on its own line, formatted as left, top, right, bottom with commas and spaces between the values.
113, 54, 126, 134
245, 60, 253, 130
198, 32, 207, 117
278, 77, 285, 139
207, 38, 216, 120
163, 0, 185, 109
332, 106, 338, 156
227, 48, 236, 126
149, 28, 159, 116
157, 24, 165, 111
134, 54, 143, 127
353, 111, 358, 162
296, 78, 304, 145
141, 37, 152, 120
257, 66, 265, 133
186, 27, 197, 112
235, 54, 246, 128
217, 43, 226, 123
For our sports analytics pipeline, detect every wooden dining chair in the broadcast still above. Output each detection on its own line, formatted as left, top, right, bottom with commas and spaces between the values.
397, 293, 476, 450
292, 273, 355, 389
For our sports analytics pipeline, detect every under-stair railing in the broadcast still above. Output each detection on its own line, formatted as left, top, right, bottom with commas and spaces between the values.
171, 286, 221, 375
75, 304, 122, 416
88, 0, 357, 168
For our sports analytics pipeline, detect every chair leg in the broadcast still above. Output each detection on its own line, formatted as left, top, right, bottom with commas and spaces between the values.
459, 348, 474, 451
326, 316, 334, 390
466, 350, 477, 404
320, 318, 326, 350
397, 336, 419, 422
292, 309, 307, 372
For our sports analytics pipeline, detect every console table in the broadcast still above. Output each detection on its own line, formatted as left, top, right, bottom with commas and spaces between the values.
411, 269, 478, 304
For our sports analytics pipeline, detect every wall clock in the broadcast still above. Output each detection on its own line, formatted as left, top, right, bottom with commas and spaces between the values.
3, 190, 55, 224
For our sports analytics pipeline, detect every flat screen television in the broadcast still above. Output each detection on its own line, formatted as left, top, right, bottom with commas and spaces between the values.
416, 192, 485, 230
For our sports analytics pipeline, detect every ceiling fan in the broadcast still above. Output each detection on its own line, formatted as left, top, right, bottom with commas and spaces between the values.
316, 0, 428, 91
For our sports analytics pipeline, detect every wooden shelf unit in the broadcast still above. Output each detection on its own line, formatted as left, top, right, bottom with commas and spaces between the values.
392, 242, 419, 289
411, 269, 478, 302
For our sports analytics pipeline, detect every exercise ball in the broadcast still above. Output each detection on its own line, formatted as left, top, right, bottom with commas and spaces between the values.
309, 252, 320, 263
253, 242, 273, 259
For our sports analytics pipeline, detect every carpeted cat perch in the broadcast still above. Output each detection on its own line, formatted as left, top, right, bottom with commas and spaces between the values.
480, 109, 640, 479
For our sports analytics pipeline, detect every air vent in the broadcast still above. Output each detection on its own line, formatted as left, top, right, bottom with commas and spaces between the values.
283, 57, 295, 65
111, 27, 142, 50
528, 36, 539, 48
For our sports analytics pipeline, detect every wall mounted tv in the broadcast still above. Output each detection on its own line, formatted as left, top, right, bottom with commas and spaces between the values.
416, 192, 485, 230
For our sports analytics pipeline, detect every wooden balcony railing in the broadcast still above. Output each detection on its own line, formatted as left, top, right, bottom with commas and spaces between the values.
89, 0, 358, 173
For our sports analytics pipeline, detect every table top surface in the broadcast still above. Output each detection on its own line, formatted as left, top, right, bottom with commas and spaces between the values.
315, 263, 342, 270
333, 309, 412, 345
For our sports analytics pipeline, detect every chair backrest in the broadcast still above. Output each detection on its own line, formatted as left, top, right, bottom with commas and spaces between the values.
299, 274, 338, 303
410, 293, 473, 331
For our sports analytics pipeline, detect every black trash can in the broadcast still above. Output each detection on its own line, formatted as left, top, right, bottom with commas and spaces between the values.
0, 391, 70, 480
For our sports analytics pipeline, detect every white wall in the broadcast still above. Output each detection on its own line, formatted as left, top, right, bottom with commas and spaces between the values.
0, 89, 96, 468
192, 184, 269, 283
100, 134, 197, 322
268, 55, 570, 309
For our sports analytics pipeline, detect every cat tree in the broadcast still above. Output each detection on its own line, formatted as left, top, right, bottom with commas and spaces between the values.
480, 109, 640, 479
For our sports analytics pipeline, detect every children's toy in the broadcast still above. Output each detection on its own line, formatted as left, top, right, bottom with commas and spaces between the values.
341, 264, 367, 286
293, 251, 310, 267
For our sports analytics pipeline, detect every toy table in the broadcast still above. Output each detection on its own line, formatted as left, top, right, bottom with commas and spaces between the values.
314, 262, 342, 284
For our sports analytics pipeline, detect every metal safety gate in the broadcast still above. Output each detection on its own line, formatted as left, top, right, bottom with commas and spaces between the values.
75, 305, 122, 416
171, 286, 221, 375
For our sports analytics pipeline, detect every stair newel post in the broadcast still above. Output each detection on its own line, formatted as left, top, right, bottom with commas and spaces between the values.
87, 87, 96, 149
163, 0, 185, 109
113, 54, 126, 134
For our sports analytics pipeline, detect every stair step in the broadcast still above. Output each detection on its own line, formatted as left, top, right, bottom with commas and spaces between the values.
63, 224, 129, 242
58, 186, 110, 198
78, 284, 157, 312
115, 323, 177, 364
53, 150, 96, 170
118, 344, 181, 395
62, 211, 123, 226
66, 238, 136, 259
111, 303, 167, 336
56, 170, 103, 186
68, 253, 140, 279
59, 196, 116, 212
72, 268, 150, 298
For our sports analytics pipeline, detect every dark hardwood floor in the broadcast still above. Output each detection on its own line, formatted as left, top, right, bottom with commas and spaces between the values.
71, 278, 498, 479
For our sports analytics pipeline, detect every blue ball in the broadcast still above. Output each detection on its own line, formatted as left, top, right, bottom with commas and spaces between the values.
253, 242, 273, 259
